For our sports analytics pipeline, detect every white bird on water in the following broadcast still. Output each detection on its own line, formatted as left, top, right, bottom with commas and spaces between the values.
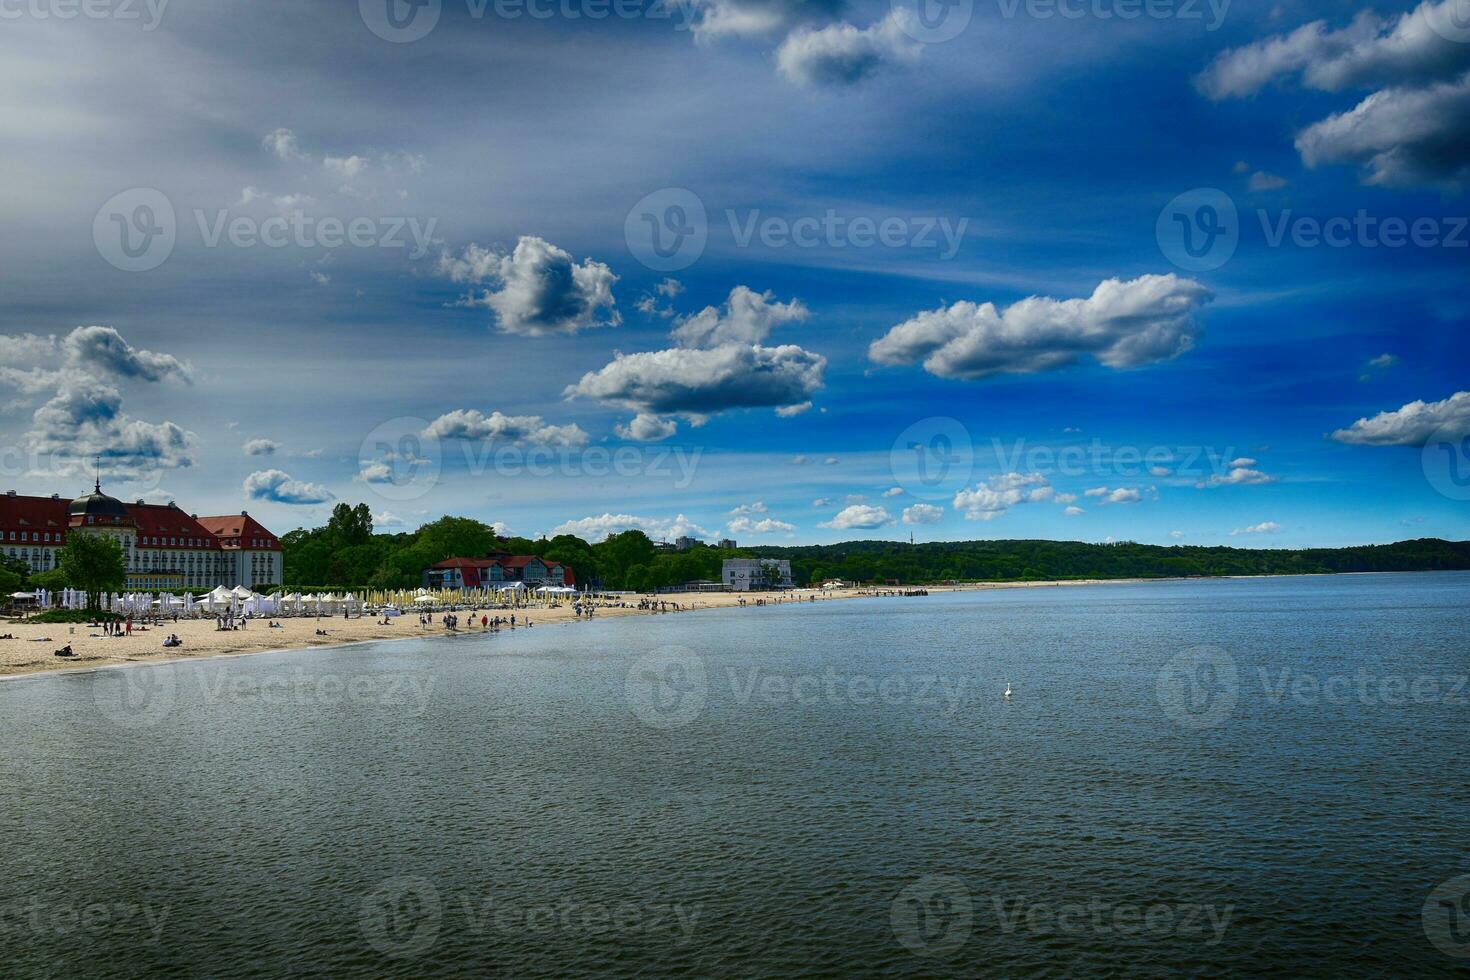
1004, 682, 1012, 699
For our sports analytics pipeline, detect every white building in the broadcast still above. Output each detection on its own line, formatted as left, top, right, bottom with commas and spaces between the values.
722, 558, 793, 591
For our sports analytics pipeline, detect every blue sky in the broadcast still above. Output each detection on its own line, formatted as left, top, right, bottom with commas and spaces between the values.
0, 0, 1466, 546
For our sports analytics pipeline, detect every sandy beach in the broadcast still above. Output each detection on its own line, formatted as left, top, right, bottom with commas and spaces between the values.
0, 579, 1142, 679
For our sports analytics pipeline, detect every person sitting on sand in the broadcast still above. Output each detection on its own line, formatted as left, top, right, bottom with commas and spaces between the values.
53, 644, 75, 658
162, 635, 181, 648
315, 629, 328, 636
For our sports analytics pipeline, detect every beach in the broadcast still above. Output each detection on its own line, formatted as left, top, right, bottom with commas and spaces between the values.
0, 579, 1161, 679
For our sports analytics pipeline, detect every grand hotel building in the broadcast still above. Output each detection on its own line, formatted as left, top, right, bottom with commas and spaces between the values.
1, 482, 283, 590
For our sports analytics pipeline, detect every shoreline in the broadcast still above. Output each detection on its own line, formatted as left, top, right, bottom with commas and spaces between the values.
1, 571, 1457, 681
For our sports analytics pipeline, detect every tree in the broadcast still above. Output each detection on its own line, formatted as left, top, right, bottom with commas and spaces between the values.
29, 569, 68, 593
58, 532, 127, 611
327, 503, 374, 546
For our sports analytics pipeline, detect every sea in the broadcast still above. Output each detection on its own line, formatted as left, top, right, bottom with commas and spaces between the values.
2, 572, 1468, 977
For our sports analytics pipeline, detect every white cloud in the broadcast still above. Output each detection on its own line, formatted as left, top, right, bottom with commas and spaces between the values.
1232, 521, 1283, 536
902, 503, 943, 524
61, 325, 192, 384
374, 510, 406, 527
672, 286, 809, 348
1249, 170, 1288, 190
423, 409, 589, 448
776, 11, 920, 88
263, 127, 306, 162
882, 487, 904, 497
1198, 1, 1470, 187
565, 343, 826, 421
1083, 485, 1150, 504
812, 497, 832, 507
819, 503, 893, 529
1064, 506, 1084, 516
953, 472, 1057, 521
549, 512, 713, 543
616, 413, 678, 442
439, 236, 619, 336
728, 502, 768, 516
243, 469, 334, 505
1196, 463, 1276, 488
870, 274, 1211, 381
1330, 391, 1470, 445
775, 401, 812, 417
728, 515, 796, 535
1170, 530, 1186, 539
243, 438, 280, 456
1367, 353, 1398, 368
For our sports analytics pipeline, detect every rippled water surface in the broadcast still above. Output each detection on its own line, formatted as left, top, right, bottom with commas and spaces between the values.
3, 572, 1469, 977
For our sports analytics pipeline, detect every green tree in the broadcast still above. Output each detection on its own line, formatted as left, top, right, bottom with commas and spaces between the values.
58, 532, 127, 611
29, 569, 68, 592
327, 502, 374, 546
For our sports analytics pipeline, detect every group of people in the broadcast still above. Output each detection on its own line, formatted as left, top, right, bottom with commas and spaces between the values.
635, 598, 683, 613
95, 617, 136, 637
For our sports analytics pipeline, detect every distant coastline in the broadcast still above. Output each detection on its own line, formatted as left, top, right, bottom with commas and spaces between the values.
3, 569, 1466, 682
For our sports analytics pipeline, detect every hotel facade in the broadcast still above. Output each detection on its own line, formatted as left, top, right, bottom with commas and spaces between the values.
1, 482, 283, 590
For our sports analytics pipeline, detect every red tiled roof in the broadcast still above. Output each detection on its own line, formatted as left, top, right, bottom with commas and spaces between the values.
196, 513, 282, 551
0, 493, 280, 551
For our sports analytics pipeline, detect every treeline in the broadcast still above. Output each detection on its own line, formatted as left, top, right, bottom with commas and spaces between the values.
741, 537, 1470, 586
278, 504, 1470, 591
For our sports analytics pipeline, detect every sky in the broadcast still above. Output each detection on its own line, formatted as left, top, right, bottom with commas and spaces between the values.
0, 0, 1467, 547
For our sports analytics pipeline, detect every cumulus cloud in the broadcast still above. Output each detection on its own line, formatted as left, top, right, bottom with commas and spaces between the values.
28, 382, 197, 481
616, 413, 678, 442
691, 0, 843, 39
566, 343, 826, 424
870, 275, 1211, 381
728, 502, 768, 516
812, 497, 832, 507
819, 503, 893, 529
263, 127, 307, 162
439, 236, 619, 336
550, 513, 713, 543
1198, 1, 1470, 187
1367, 353, 1398, 368
61, 326, 192, 384
952, 472, 1058, 521
776, 11, 920, 87
902, 503, 943, 524
1330, 391, 1470, 445
243, 438, 280, 456
673, 286, 809, 348
882, 487, 904, 497
1196, 461, 1276, 487
728, 515, 796, 535
1249, 170, 1288, 190
423, 409, 590, 448
1064, 506, 1084, 516
1232, 521, 1283, 535
1084, 485, 1154, 503
244, 469, 334, 505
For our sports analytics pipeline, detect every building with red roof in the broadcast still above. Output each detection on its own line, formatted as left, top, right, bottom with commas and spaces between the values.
423, 554, 574, 590
1, 481, 283, 589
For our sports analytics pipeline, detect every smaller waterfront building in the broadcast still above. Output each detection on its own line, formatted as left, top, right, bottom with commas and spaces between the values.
424, 554, 574, 591
722, 558, 793, 591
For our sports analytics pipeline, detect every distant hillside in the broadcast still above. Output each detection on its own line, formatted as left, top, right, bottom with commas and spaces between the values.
739, 538, 1470, 586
